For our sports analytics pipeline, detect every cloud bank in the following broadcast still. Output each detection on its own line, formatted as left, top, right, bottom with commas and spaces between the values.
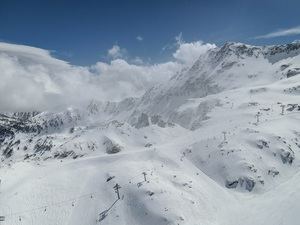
255, 26, 300, 39
173, 40, 216, 65
0, 40, 215, 112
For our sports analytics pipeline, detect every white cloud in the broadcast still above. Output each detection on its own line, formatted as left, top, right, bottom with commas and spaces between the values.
162, 33, 216, 65
107, 44, 126, 59
136, 36, 143, 41
173, 40, 216, 65
175, 32, 184, 45
0, 44, 96, 111
0, 40, 216, 112
131, 56, 144, 65
255, 26, 300, 39
0, 42, 68, 66
91, 59, 180, 101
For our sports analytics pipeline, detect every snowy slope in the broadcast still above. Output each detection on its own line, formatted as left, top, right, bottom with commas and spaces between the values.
0, 42, 300, 225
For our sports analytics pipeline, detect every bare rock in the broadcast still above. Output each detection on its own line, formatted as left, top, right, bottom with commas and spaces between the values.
103, 136, 122, 154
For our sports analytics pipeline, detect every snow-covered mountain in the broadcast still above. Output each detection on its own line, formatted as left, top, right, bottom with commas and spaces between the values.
0, 41, 300, 225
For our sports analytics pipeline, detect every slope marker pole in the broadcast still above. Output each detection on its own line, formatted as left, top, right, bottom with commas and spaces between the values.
113, 183, 121, 200
142, 172, 147, 182
280, 105, 285, 115
255, 112, 260, 124
222, 131, 227, 142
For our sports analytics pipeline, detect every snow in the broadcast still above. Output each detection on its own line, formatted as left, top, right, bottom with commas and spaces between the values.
1, 41, 300, 225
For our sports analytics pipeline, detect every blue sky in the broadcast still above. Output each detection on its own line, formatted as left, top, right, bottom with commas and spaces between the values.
1, 0, 300, 65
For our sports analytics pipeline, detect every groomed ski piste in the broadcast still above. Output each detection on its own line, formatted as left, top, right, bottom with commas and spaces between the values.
0, 41, 300, 225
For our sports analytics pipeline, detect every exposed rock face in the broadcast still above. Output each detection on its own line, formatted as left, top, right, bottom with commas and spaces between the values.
226, 177, 256, 192
11, 111, 40, 120
3, 144, 14, 158
53, 150, 81, 159
286, 68, 300, 78
284, 85, 300, 94
0, 126, 14, 143
240, 177, 256, 192
0, 113, 42, 135
280, 64, 290, 71
268, 168, 280, 177
0, 113, 42, 158
150, 115, 167, 128
103, 136, 122, 154
257, 140, 270, 149
280, 148, 295, 164
225, 180, 239, 189
264, 42, 300, 63
34, 137, 53, 155
134, 113, 150, 129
